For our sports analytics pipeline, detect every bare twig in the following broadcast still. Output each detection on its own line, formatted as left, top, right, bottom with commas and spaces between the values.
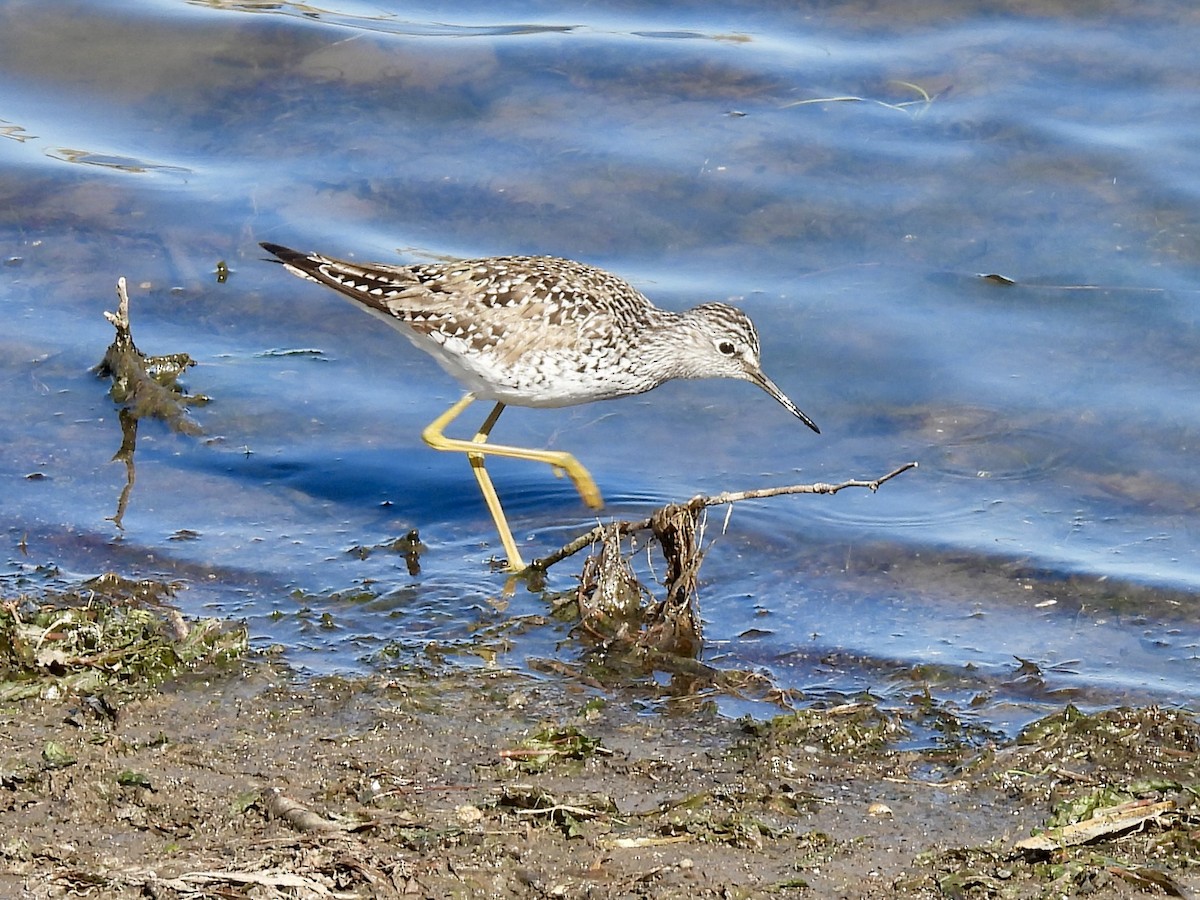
265, 788, 357, 833
685, 461, 918, 508
533, 462, 918, 571
513, 803, 603, 819
1015, 799, 1176, 852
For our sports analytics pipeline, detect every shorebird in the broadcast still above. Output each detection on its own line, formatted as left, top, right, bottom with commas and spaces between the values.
260, 242, 818, 572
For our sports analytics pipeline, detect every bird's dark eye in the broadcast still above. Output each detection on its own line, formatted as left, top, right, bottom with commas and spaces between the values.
718, 340, 736, 356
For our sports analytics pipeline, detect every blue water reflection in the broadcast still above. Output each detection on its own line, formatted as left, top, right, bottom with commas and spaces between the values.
0, 0, 1197, 733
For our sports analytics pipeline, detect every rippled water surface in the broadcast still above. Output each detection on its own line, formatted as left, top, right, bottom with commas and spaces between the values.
2, 0, 1198, 732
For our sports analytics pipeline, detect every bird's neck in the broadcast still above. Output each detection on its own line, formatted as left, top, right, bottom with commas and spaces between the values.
626, 310, 708, 382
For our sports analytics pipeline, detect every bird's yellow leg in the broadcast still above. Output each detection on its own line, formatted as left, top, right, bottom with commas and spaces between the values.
466, 403, 526, 572
420, 395, 525, 571
421, 393, 604, 509
468, 457, 526, 573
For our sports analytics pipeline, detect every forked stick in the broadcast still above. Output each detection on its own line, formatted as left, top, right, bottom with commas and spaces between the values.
533, 461, 918, 571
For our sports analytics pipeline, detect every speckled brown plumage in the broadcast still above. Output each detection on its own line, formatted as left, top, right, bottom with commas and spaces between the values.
259, 242, 818, 433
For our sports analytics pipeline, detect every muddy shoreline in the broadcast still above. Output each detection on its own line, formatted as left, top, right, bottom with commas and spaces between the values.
2, 619, 1197, 899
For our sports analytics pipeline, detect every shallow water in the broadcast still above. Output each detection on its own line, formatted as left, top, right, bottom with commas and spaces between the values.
2, 0, 1198, 733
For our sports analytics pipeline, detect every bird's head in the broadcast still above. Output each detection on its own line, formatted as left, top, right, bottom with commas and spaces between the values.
684, 303, 820, 434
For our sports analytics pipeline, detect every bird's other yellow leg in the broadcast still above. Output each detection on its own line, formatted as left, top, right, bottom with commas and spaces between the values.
421, 393, 604, 509
421, 394, 524, 571
468, 402, 526, 572
469, 458, 527, 573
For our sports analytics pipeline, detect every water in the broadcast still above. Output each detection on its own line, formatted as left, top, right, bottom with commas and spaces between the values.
2, 0, 1197, 734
